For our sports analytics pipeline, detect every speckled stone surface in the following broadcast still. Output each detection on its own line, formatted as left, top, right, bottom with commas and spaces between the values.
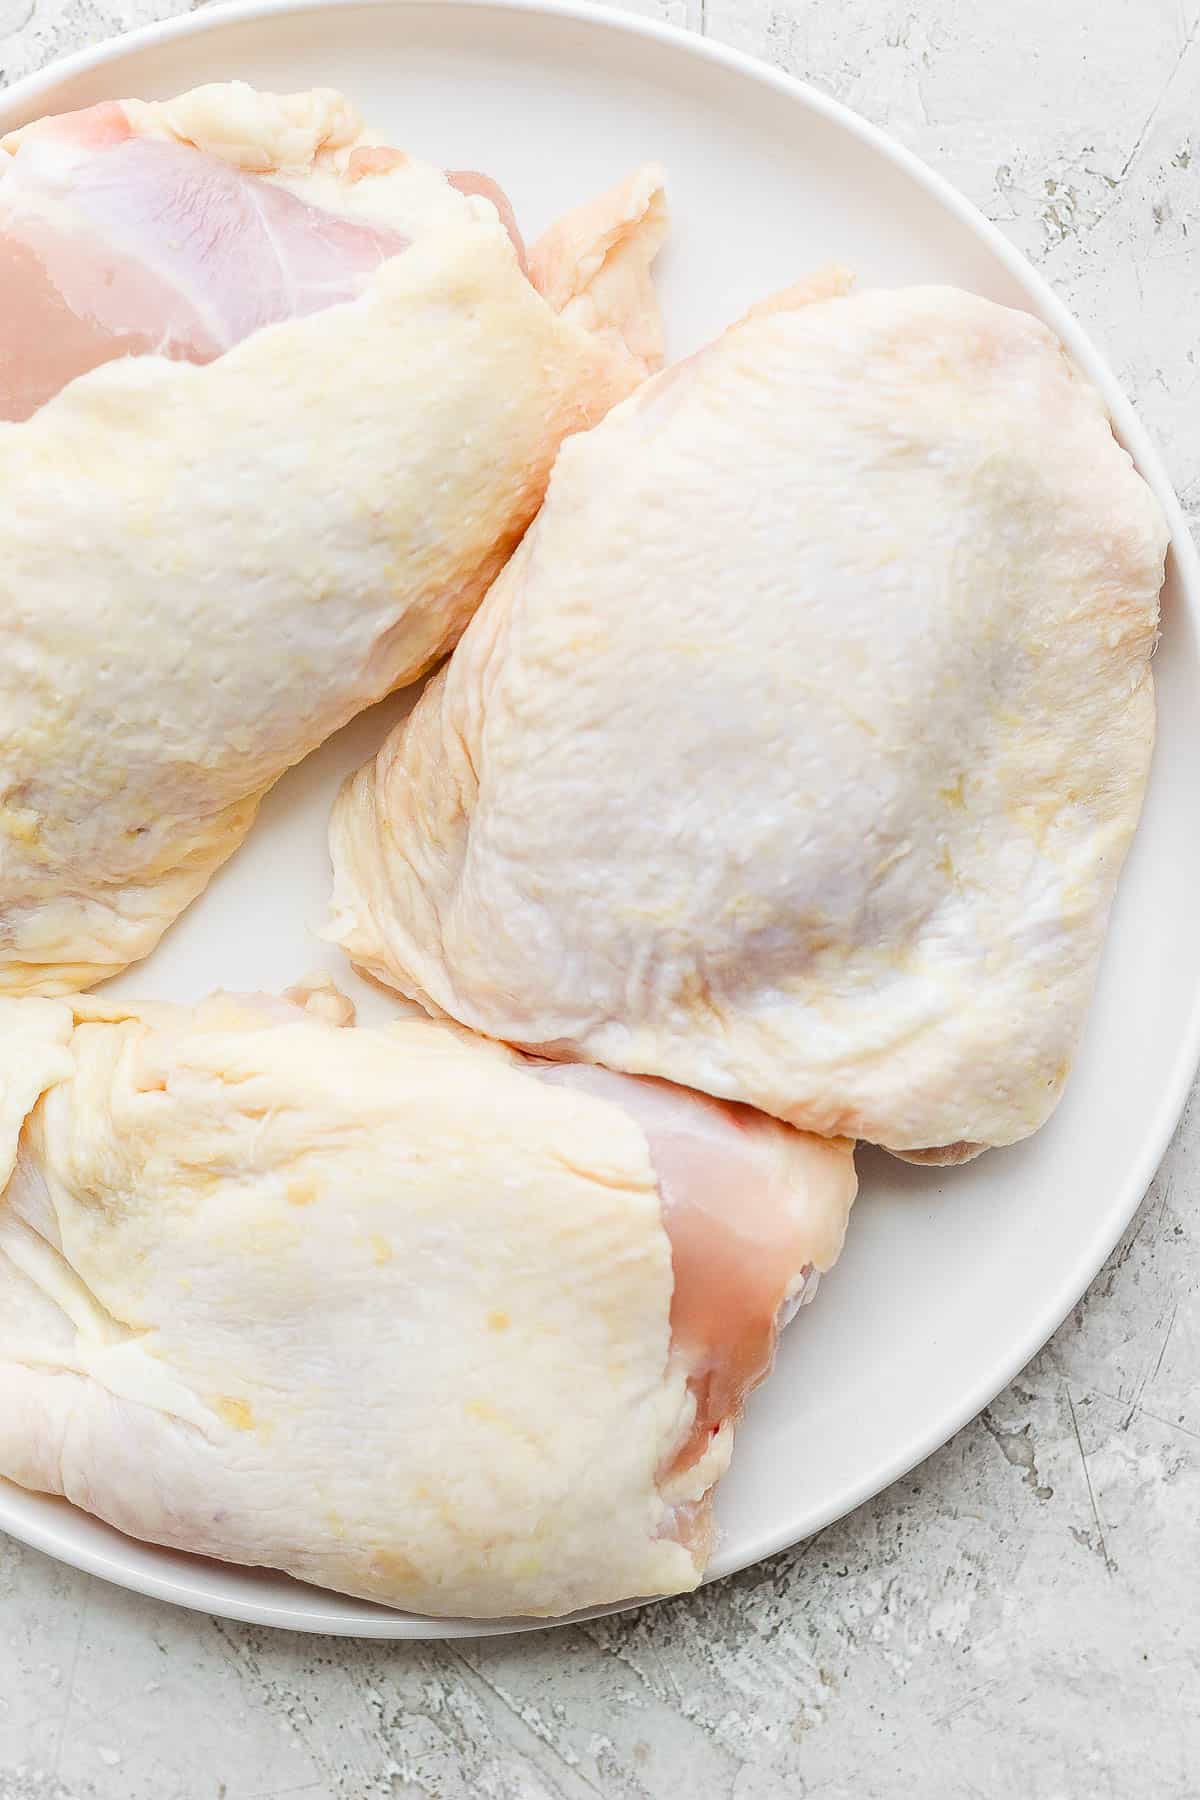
2, 3, 1198, 1795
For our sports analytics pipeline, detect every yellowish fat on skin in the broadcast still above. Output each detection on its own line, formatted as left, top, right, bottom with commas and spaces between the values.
0, 82, 666, 998
328, 282, 1165, 1158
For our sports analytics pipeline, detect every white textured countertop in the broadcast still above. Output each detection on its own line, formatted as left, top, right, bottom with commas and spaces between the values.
2, 3, 1198, 1795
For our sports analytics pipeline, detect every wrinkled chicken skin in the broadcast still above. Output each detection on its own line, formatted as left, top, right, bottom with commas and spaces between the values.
530, 160, 667, 381
328, 282, 1168, 1160
0, 83, 666, 995
0, 990, 854, 1619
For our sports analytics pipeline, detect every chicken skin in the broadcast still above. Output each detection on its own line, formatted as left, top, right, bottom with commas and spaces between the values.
328, 280, 1168, 1160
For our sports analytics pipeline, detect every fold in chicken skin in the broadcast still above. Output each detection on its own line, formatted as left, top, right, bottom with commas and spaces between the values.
0, 987, 854, 1619
328, 281, 1168, 1161
0, 82, 666, 994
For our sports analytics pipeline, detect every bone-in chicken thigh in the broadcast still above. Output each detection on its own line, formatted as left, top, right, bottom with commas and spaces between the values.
0, 988, 854, 1619
0, 82, 665, 994
329, 281, 1168, 1160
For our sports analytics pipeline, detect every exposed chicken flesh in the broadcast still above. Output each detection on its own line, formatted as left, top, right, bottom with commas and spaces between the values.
0, 988, 854, 1618
0, 82, 666, 995
0, 110, 412, 422
328, 280, 1167, 1160
532, 1061, 850, 1479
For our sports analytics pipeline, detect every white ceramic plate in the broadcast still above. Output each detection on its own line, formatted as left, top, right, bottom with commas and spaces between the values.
1, 0, 1198, 1641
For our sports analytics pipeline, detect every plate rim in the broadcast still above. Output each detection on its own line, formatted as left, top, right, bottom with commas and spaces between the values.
1, 0, 1198, 1639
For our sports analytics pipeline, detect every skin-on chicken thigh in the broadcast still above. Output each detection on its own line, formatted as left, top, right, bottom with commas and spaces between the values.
0, 987, 854, 1619
0, 82, 666, 995
328, 280, 1168, 1161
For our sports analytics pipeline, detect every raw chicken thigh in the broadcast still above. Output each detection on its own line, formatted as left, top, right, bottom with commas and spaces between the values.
0, 82, 665, 994
0, 987, 854, 1619
329, 281, 1168, 1161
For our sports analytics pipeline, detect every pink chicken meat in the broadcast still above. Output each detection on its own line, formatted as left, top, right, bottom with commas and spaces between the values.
533, 1062, 848, 1498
